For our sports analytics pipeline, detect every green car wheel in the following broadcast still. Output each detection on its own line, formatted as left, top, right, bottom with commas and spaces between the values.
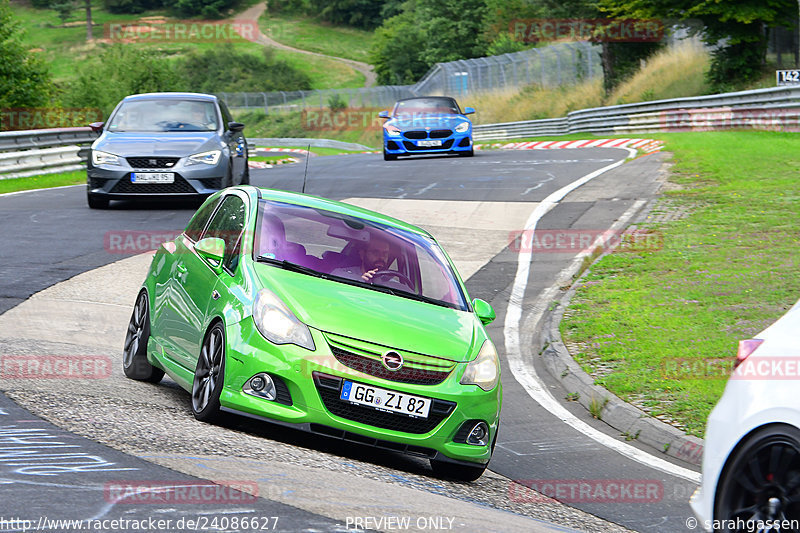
122, 291, 164, 383
192, 322, 226, 423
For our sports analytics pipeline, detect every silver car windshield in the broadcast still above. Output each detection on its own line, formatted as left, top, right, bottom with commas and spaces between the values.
107, 100, 219, 132
254, 200, 469, 311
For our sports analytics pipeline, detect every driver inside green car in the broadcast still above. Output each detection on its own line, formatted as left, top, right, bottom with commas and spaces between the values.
331, 236, 391, 283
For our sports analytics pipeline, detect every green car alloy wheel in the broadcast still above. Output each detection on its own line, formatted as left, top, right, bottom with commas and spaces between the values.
124, 185, 502, 481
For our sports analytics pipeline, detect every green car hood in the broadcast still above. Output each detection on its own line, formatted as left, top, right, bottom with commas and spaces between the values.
255, 266, 479, 362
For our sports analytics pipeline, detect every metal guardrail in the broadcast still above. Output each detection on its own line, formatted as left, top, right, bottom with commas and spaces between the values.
4, 85, 800, 178
473, 85, 800, 140
0, 128, 97, 180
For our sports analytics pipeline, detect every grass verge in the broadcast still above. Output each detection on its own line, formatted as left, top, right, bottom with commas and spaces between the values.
0, 170, 85, 194
559, 130, 800, 437
259, 11, 374, 63
257, 146, 372, 156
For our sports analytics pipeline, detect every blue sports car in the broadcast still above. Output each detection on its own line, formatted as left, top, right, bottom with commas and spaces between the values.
379, 97, 475, 161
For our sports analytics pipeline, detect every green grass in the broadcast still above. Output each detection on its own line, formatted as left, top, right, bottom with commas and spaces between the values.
12, 1, 365, 90
271, 48, 365, 89
559, 130, 800, 437
250, 154, 296, 163
0, 170, 85, 194
259, 11, 374, 63
257, 146, 372, 156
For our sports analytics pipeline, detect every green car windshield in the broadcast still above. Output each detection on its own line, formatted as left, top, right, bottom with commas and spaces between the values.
254, 200, 469, 311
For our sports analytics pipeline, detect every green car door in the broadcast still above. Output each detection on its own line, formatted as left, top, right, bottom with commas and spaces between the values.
168, 191, 248, 369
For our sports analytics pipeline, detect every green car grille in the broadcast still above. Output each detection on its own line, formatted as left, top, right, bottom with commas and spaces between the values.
313, 373, 456, 434
324, 332, 456, 386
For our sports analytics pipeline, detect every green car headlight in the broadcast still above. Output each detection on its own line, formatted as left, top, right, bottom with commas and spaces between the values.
253, 289, 315, 351
455, 122, 470, 133
460, 340, 499, 391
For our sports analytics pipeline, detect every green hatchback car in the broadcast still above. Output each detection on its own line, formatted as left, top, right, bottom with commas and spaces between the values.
123, 186, 501, 480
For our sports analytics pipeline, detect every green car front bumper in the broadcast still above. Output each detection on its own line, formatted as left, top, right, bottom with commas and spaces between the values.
218, 318, 502, 466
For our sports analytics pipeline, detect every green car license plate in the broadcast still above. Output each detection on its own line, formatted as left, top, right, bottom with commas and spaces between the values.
340, 380, 431, 418
131, 172, 174, 184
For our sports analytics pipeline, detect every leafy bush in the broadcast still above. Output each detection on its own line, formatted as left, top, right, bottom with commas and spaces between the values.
172, 0, 237, 19
177, 45, 312, 93
61, 44, 177, 116
0, 0, 54, 108
102, 0, 164, 14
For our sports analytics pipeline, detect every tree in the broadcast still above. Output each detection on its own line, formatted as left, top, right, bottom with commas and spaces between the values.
370, 0, 490, 84
50, 1, 75, 25
600, 0, 796, 91
0, 0, 54, 109
62, 45, 176, 115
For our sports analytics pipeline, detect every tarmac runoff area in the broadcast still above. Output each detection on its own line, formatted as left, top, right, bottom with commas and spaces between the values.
0, 197, 632, 532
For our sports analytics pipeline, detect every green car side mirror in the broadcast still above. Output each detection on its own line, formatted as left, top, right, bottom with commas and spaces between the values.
472, 298, 495, 325
195, 237, 225, 269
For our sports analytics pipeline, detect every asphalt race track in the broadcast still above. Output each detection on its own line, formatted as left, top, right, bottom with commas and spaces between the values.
0, 148, 700, 532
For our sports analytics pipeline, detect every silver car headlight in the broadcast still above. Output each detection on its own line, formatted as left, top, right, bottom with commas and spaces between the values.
455, 122, 470, 133
186, 150, 221, 166
92, 150, 121, 166
253, 289, 315, 351
461, 339, 499, 391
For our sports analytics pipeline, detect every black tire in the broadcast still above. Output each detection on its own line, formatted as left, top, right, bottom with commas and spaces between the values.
714, 424, 800, 531
122, 291, 164, 383
87, 193, 109, 209
430, 458, 487, 482
458, 148, 474, 157
383, 149, 397, 161
191, 322, 226, 423
240, 165, 250, 185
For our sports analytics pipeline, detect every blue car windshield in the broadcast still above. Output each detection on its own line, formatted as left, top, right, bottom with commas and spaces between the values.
394, 97, 461, 117
107, 100, 219, 132
254, 200, 469, 311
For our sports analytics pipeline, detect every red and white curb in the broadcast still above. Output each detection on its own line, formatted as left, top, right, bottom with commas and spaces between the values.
475, 138, 663, 153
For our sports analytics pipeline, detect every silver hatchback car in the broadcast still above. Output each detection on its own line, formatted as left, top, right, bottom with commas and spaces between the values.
86, 92, 248, 209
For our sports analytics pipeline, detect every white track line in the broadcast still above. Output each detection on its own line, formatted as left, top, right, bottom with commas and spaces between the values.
0, 184, 83, 198
503, 145, 702, 484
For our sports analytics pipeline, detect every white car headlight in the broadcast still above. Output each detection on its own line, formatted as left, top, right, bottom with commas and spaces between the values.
455, 122, 470, 133
186, 150, 221, 166
92, 150, 121, 166
253, 289, 315, 351
461, 339, 499, 391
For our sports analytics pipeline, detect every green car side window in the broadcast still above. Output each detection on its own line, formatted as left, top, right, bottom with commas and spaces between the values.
185, 196, 222, 242
201, 195, 246, 274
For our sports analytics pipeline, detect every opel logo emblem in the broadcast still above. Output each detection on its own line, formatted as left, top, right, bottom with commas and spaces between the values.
382, 351, 403, 371
149, 158, 157, 166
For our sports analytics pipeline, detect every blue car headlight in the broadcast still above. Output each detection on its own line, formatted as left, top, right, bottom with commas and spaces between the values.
455, 122, 470, 133
384, 125, 402, 137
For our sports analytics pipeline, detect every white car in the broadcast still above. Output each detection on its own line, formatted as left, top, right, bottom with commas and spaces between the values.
691, 298, 800, 531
